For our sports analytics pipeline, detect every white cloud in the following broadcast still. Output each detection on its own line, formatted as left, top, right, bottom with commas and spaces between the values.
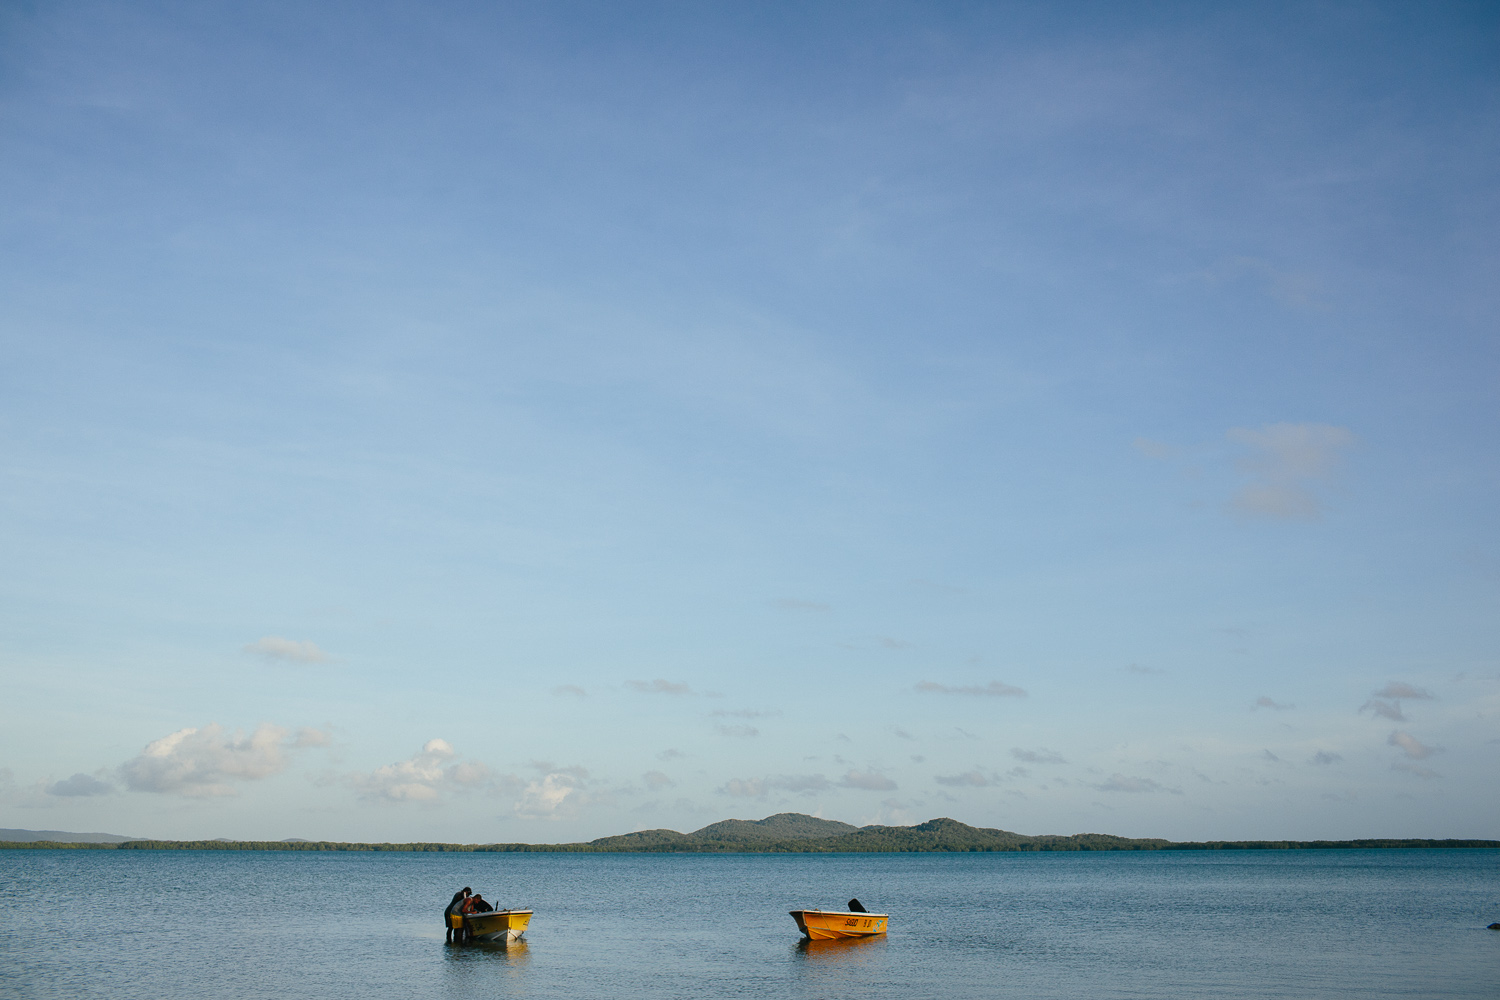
1226, 423, 1355, 520
355, 738, 457, 802
1388, 731, 1438, 760
290, 727, 331, 748
838, 770, 897, 791
625, 678, 693, 695
46, 772, 114, 797
916, 680, 1026, 697
514, 768, 591, 820
119, 723, 298, 797
1253, 697, 1294, 711
244, 636, 332, 663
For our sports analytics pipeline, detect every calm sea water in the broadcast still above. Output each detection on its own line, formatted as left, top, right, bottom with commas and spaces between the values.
1, 848, 1497, 999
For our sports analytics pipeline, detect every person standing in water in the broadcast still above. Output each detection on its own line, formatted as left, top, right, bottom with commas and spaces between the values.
445, 887, 471, 943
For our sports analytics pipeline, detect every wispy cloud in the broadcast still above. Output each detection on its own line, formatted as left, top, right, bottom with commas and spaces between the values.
119, 723, 317, 797
1132, 437, 1178, 461
244, 636, 332, 663
1360, 699, 1405, 721
715, 724, 759, 738
625, 678, 693, 695
46, 772, 114, 797
916, 680, 1026, 697
935, 769, 994, 787
1309, 750, 1343, 765
1126, 663, 1166, 675
1392, 762, 1441, 779
642, 770, 674, 790
1360, 681, 1434, 722
1010, 747, 1066, 764
1095, 773, 1178, 794
657, 748, 686, 761
1253, 697, 1294, 711
771, 598, 829, 612
879, 637, 911, 649
1374, 682, 1433, 700
838, 770, 896, 791
553, 684, 587, 698
717, 774, 830, 798
710, 709, 779, 719
1388, 731, 1438, 760
1226, 422, 1355, 520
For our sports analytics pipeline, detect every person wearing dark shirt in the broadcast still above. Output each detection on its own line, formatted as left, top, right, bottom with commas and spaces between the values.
445, 888, 472, 943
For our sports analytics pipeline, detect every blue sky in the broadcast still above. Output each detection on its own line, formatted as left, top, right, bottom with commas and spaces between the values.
1, 0, 1496, 842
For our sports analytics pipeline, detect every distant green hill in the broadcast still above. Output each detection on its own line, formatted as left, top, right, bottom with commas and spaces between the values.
3, 815, 1496, 853
0, 828, 137, 843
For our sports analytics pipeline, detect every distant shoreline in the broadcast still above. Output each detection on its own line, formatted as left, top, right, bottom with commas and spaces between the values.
4, 839, 1497, 852
4, 814, 1495, 853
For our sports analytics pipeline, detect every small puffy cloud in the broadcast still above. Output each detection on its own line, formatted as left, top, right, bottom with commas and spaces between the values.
643, 770, 674, 790
916, 680, 1026, 697
355, 739, 457, 802
1360, 699, 1405, 721
515, 767, 591, 820
717, 774, 830, 798
1095, 773, 1169, 793
244, 636, 331, 663
1253, 697, 1294, 711
838, 770, 897, 791
1309, 751, 1343, 765
935, 770, 994, 787
553, 685, 587, 698
1388, 731, 1438, 760
120, 723, 298, 797
771, 598, 829, 612
1011, 747, 1066, 764
47, 772, 114, 797
1374, 682, 1433, 700
1226, 423, 1355, 520
626, 679, 693, 695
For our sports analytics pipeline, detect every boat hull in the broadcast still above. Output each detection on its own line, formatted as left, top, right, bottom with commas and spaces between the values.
463, 909, 533, 942
789, 909, 888, 940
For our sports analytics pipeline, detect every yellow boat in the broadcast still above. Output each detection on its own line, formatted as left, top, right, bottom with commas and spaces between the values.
789, 909, 889, 940
460, 909, 533, 943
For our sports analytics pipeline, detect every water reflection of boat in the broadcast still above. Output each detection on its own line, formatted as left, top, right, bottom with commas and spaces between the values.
796, 933, 886, 958
463, 909, 533, 943
789, 909, 889, 940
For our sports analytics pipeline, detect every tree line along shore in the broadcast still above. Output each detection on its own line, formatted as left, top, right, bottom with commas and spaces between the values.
3, 815, 1496, 853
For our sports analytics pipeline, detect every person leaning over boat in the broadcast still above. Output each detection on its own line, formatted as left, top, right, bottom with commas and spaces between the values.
445, 888, 471, 943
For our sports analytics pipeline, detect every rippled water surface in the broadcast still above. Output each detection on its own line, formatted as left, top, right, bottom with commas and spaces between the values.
2, 848, 1497, 998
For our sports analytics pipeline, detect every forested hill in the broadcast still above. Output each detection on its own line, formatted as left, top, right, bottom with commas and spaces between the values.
4, 813, 1497, 852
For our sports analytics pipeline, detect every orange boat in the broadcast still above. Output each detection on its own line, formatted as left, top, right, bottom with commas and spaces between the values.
789, 908, 889, 940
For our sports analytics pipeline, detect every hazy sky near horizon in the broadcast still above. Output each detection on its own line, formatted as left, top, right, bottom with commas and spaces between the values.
2, 1, 1497, 843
